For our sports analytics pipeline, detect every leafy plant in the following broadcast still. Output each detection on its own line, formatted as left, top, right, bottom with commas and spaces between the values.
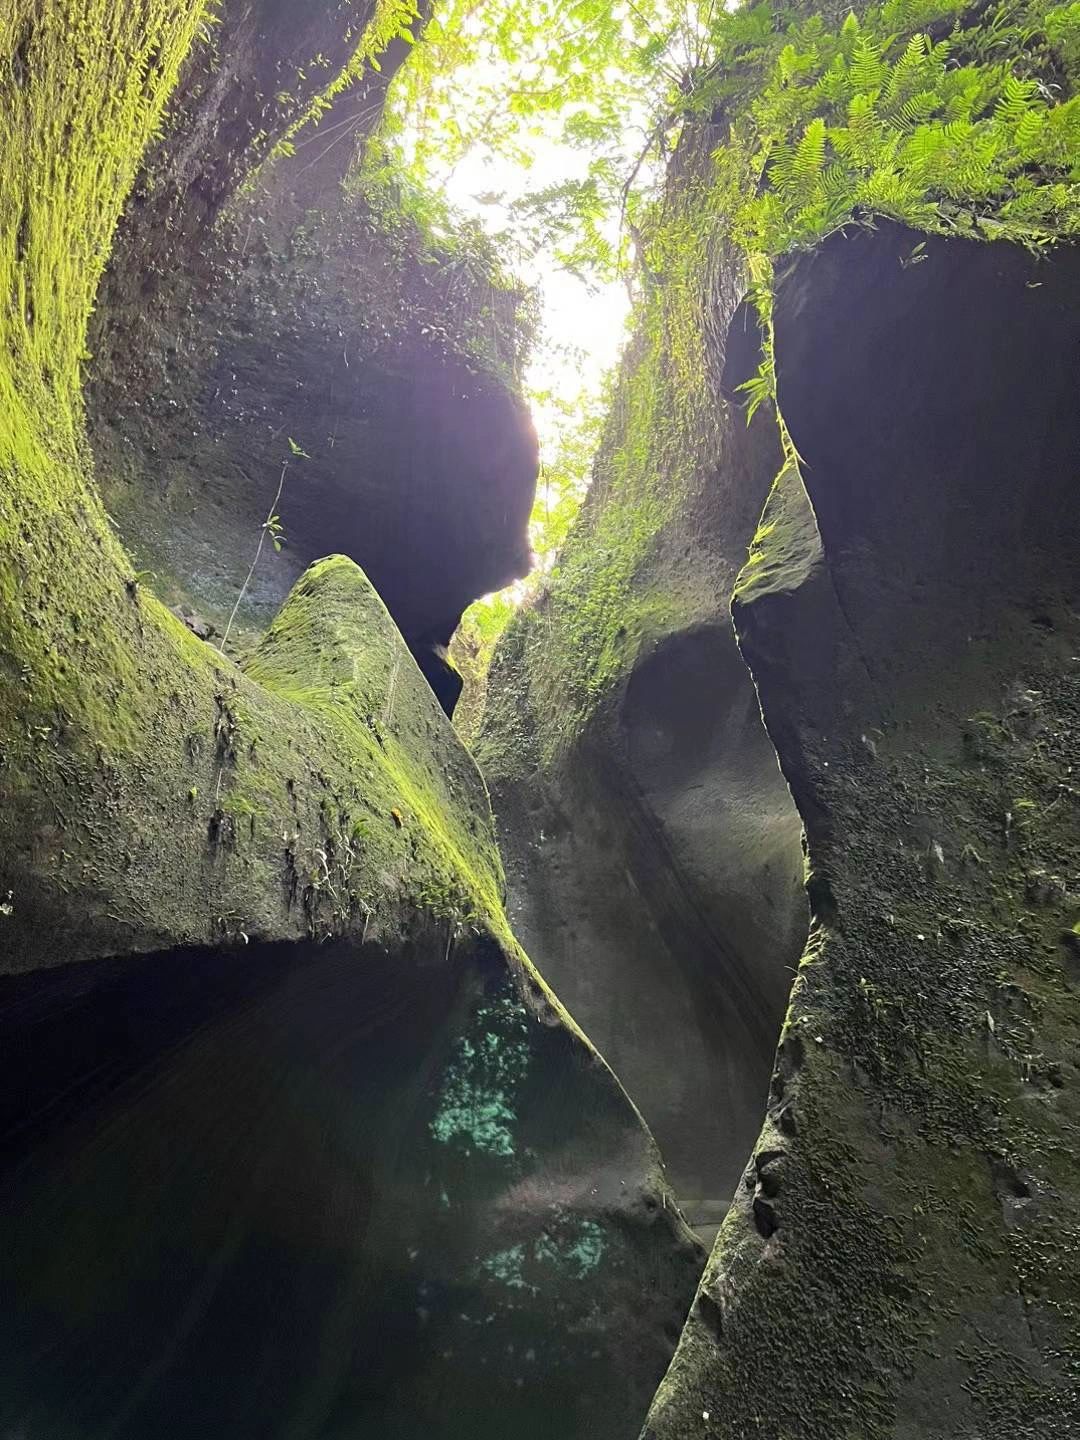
385, 0, 1078, 360
684, 0, 1080, 412
358, 0, 1080, 731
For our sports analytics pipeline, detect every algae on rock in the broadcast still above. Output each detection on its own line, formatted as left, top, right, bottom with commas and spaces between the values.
477, 2, 1080, 1434
0, 7, 703, 1436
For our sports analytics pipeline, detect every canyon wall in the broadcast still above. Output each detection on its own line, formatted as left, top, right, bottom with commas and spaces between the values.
4, 2, 1079, 1435
482, 113, 1080, 1440
0, 5, 700, 1435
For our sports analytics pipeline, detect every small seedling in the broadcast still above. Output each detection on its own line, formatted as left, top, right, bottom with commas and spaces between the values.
901, 241, 928, 269
220, 439, 308, 652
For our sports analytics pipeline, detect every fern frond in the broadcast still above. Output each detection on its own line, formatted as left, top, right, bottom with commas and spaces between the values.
811, 57, 851, 106
1013, 106, 1047, 157
894, 89, 944, 131
776, 43, 820, 85
879, 0, 915, 36
793, 117, 827, 187
735, 357, 774, 422
995, 73, 1041, 128
1040, 95, 1080, 169
820, 160, 853, 195
838, 91, 884, 166
900, 124, 948, 182
927, 38, 952, 72
766, 142, 796, 195
851, 34, 887, 92
883, 33, 928, 110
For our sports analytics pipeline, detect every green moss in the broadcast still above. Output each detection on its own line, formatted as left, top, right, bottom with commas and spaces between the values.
733, 457, 823, 603
269, 0, 421, 159
483, 0, 1080, 783
241, 554, 506, 929
0, 4, 518, 970
0, 2, 211, 460
480, 172, 725, 769
695, 0, 1080, 423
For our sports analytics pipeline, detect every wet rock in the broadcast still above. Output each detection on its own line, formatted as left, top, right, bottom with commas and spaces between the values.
0, 936, 700, 1439
480, 620, 809, 1246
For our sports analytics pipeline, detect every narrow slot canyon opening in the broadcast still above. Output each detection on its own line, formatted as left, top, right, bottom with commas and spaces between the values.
499, 623, 809, 1251
1, 932, 699, 1439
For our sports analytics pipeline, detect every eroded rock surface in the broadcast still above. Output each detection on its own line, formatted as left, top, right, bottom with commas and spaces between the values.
486, 622, 806, 1247
646, 223, 1080, 1439
3, 933, 699, 1439
88, 0, 538, 696
479, 200, 810, 1242
0, 10, 698, 1434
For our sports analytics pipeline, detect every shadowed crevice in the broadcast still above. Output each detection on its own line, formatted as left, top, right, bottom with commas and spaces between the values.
2, 932, 700, 1440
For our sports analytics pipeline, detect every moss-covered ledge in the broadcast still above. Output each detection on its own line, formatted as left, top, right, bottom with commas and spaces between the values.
0, 482, 506, 972
0, 0, 506, 973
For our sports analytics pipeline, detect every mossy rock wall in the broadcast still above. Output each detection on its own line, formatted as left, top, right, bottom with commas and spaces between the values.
0, 6, 700, 1433
86, 0, 537, 675
88, 182, 537, 659
647, 223, 1080, 1440
480, 104, 1080, 1440
90, 0, 402, 286
477, 124, 811, 1246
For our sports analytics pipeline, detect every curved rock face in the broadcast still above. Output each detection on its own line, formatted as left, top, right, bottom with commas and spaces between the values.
485, 541, 808, 1250
16, 1, 1080, 1432
478, 132, 809, 1245
1, 10, 696, 1432
94, 0, 399, 275
622, 625, 804, 1044
88, 0, 538, 705
2, 933, 700, 1439
184, 280, 538, 642
645, 224, 1080, 1438
0, 533, 698, 1437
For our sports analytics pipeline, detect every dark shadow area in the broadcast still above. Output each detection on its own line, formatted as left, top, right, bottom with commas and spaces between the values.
771, 220, 1080, 666
1, 934, 698, 1439
90, 157, 537, 711
2, 936, 459, 1438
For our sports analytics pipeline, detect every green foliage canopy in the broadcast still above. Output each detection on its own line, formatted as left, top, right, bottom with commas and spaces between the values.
382, 0, 1080, 709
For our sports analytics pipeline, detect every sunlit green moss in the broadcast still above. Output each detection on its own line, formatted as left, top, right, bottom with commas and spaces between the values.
480, 0, 1080, 777
0, 2, 513, 967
